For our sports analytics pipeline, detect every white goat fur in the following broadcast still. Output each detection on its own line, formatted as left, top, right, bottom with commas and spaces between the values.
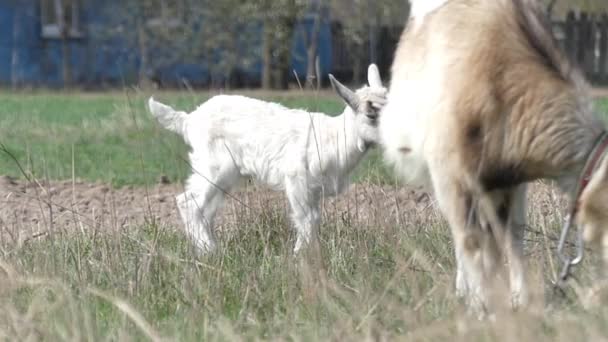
148, 65, 387, 254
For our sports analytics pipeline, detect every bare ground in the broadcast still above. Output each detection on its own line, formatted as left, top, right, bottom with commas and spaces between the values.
0, 176, 444, 244
0, 173, 573, 252
592, 87, 608, 98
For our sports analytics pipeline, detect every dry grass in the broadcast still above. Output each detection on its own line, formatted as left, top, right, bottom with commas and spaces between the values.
1, 91, 608, 340
1, 175, 608, 340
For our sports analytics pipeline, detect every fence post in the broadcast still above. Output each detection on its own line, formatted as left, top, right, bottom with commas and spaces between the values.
600, 13, 608, 84
589, 14, 599, 80
565, 10, 577, 62
578, 12, 592, 77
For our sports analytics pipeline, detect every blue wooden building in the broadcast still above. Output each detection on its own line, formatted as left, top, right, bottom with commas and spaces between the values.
0, 1, 334, 88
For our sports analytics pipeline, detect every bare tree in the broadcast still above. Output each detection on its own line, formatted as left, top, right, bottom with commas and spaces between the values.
10, 2, 21, 89
54, 0, 72, 87
329, 0, 409, 84
546, 0, 558, 19
100, 0, 265, 89
256, 0, 307, 89
97, 0, 158, 87
191, 1, 260, 88
302, 0, 325, 88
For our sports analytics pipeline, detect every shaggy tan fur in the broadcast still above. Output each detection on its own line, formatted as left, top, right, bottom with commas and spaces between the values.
380, 0, 607, 316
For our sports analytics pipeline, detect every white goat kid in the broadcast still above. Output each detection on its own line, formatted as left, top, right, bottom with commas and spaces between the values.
148, 64, 387, 255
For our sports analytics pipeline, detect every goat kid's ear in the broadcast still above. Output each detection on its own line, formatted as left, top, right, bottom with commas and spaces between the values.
329, 74, 360, 111
367, 64, 383, 88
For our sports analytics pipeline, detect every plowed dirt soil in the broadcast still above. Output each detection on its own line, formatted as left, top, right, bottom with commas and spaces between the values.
0, 175, 439, 243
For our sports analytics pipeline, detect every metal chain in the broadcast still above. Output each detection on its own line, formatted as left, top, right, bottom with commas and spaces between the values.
554, 132, 608, 290
555, 213, 585, 288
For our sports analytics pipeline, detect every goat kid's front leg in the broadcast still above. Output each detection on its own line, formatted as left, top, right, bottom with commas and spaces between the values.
286, 179, 321, 255
290, 202, 321, 255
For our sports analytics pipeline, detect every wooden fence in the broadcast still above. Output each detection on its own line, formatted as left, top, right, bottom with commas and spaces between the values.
331, 11, 608, 86
553, 11, 608, 85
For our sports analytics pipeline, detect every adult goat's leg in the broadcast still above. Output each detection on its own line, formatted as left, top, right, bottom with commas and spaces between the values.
455, 236, 471, 298
504, 184, 528, 309
430, 170, 494, 317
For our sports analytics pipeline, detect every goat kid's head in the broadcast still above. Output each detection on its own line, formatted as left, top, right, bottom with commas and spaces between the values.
329, 64, 388, 151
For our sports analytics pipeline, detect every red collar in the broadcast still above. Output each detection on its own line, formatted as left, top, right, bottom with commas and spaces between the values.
573, 131, 608, 213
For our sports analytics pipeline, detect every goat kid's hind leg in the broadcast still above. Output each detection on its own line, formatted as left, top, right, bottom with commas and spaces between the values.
176, 191, 216, 255
285, 178, 321, 255
176, 167, 237, 256
176, 181, 220, 255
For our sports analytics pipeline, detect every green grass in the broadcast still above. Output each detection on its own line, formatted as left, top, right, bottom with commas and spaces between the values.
0, 89, 376, 188
597, 98, 608, 119
1, 92, 606, 188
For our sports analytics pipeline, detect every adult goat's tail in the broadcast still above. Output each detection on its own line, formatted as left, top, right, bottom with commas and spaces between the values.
147, 97, 188, 137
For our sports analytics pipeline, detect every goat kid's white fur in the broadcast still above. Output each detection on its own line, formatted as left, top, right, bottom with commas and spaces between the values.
148, 64, 387, 255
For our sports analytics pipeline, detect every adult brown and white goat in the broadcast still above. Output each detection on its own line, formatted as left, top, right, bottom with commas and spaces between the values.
380, 0, 608, 315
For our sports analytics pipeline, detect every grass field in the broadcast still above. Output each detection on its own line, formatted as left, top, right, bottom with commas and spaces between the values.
0, 91, 608, 340
0, 89, 392, 188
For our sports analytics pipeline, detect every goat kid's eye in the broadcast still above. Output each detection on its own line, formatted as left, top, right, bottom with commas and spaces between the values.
365, 104, 379, 120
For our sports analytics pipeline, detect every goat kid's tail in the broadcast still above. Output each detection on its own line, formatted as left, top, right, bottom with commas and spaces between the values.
147, 97, 188, 137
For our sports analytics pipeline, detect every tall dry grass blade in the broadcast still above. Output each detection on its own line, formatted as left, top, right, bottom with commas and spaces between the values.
86, 288, 165, 342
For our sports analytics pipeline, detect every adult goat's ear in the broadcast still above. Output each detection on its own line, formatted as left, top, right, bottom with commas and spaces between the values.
367, 63, 383, 88
329, 74, 359, 111
587, 155, 608, 196
578, 155, 608, 245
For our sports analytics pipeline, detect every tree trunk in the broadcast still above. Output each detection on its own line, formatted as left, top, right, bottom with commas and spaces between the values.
11, 7, 20, 89
262, 23, 273, 89
305, 4, 323, 88
352, 43, 365, 85
61, 37, 72, 88
600, 13, 608, 83
55, 0, 72, 88
546, 0, 557, 20
274, 16, 297, 90
565, 11, 577, 61
137, 20, 153, 88
275, 48, 291, 89
261, 0, 300, 90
